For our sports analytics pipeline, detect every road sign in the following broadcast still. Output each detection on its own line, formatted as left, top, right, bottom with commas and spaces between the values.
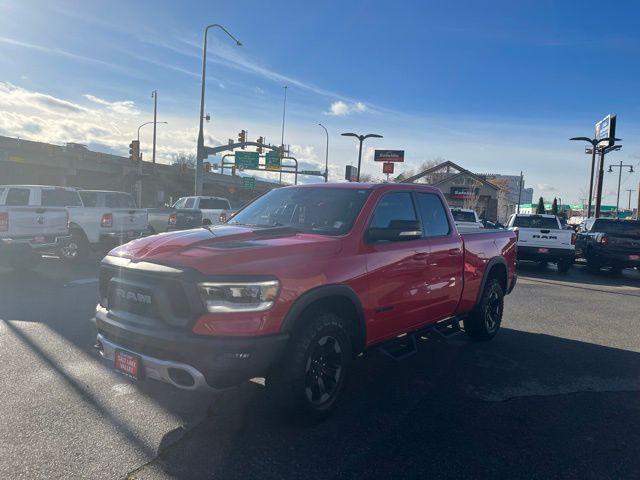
382, 162, 394, 174
300, 170, 323, 176
265, 151, 281, 171
235, 151, 259, 169
374, 150, 404, 162
345, 165, 358, 182
242, 176, 255, 189
595, 114, 616, 149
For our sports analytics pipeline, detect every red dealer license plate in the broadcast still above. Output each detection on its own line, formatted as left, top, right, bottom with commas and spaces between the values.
115, 349, 142, 380
630, 255, 639, 260
538, 248, 549, 253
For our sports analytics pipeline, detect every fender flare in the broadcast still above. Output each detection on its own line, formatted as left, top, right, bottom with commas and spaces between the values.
475, 256, 508, 305
280, 284, 367, 353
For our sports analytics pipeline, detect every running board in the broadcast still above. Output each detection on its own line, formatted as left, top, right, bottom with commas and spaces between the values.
377, 316, 466, 361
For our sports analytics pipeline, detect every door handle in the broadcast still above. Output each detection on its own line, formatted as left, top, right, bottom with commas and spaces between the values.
448, 248, 461, 255
413, 252, 429, 261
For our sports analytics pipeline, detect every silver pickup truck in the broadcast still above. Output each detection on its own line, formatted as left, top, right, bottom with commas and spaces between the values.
0, 192, 70, 270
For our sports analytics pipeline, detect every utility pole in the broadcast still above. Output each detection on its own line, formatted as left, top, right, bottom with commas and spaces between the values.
151, 90, 157, 166
279, 86, 288, 184
607, 160, 634, 217
318, 123, 329, 182
624, 189, 634, 210
637, 181, 640, 219
195, 24, 242, 195
517, 171, 523, 214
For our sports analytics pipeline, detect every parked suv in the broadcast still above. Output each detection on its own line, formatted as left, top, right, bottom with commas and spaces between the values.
94, 183, 517, 417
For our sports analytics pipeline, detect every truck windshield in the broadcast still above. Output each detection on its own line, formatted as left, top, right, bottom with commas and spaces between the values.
512, 216, 558, 229
451, 210, 477, 222
199, 198, 231, 210
229, 187, 371, 235
593, 220, 640, 237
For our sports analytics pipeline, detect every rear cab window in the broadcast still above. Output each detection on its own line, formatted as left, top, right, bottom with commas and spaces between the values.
512, 216, 559, 229
415, 193, 451, 237
41, 189, 82, 207
451, 210, 477, 223
5, 188, 31, 206
199, 198, 231, 210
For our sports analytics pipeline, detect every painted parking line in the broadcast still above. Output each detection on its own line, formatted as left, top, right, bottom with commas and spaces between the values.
63, 277, 99, 287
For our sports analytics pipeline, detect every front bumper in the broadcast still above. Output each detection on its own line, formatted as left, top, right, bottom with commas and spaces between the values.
94, 307, 289, 391
517, 245, 575, 262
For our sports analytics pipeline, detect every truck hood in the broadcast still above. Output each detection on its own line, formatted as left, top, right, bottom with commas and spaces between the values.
109, 225, 343, 275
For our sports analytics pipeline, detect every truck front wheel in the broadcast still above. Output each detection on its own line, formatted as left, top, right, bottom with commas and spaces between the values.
268, 312, 352, 419
464, 278, 504, 341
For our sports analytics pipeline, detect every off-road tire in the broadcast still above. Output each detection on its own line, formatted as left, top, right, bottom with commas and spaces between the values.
59, 229, 89, 262
268, 312, 352, 420
464, 278, 504, 341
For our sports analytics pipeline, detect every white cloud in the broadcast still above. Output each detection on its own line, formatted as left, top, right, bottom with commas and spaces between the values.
0, 82, 88, 114
325, 100, 368, 116
83, 94, 139, 115
536, 183, 558, 192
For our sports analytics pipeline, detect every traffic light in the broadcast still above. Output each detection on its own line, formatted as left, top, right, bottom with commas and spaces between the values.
238, 130, 247, 149
256, 136, 264, 154
129, 140, 140, 162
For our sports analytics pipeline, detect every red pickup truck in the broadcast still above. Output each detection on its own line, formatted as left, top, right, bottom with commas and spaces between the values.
94, 183, 516, 417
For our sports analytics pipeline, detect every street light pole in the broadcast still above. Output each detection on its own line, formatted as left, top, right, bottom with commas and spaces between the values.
318, 123, 329, 182
607, 160, 634, 217
625, 189, 634, 210
517, 171, 523, 214
136, 121, 168, 207
341, 132, 383, 182
196, 24, 242, 195
151, 90, 157, 166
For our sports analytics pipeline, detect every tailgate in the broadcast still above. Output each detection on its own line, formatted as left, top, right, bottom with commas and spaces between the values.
607, 235, 640, 254
516, 228, 574, 249
175, 209, 202, 228
1, 207, 68, 238
111, 209, 148, 232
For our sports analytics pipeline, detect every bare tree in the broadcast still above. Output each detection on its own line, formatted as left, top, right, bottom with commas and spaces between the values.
396, 157, 446, 181
489, 177, 512, 223
172, 152, 196, 170
462, 179, 482, 211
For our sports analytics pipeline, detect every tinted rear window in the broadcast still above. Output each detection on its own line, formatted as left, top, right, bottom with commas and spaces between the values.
593, 220, 640, 236
451, 210, 477, 222
199, 198, 231, 210
512, 216, 558, 229
41, 189, 82, 207
104, 193, 137, 208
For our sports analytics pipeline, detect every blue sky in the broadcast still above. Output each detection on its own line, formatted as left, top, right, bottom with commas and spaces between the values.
1, 0, 639, 205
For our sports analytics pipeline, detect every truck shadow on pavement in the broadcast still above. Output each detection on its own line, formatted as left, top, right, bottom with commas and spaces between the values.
517, 261, 640, 290
136, 328, 640, 480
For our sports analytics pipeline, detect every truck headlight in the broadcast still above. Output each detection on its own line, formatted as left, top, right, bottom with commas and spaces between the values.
198, 280, 279, 313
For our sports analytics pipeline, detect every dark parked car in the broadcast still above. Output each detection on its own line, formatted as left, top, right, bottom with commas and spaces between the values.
147, 206, 203, 234
575, 218, 640, 273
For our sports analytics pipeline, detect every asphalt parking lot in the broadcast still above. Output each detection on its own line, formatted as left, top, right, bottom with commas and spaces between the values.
0, 258, 639, 480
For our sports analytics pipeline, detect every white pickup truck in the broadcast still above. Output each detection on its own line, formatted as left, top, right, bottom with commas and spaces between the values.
0, 187, 71, 269
450, 208, 484, 229
0, 186, 148, 261
173, 196, 235, 225
507, 213, 575, 273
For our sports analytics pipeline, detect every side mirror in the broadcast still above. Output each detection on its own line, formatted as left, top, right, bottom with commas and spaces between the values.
367, 220, 422, 242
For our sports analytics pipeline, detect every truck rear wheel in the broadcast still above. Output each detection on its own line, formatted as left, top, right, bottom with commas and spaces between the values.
464, 278, 504, 341
268, 312, 352, 420
59, 229, 89, 262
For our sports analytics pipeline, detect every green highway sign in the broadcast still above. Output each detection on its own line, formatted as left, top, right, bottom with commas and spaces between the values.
235, 151, 259, 169
242, 176, 255, 189
265, 151, 281, 171
300, 170, 323, 176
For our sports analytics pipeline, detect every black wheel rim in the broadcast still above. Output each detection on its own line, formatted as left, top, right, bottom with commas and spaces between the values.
304, 335, 343, 406
485, 290, 502, 333
61, 241, 78, 259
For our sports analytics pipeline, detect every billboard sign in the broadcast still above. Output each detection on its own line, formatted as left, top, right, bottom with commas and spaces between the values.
374, 150, 404, 162
265, 151, 281, 171
450, 186, 479, 199
345, 165, 358, 182
382, 162, 394, 174
595, 114, 616, 149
